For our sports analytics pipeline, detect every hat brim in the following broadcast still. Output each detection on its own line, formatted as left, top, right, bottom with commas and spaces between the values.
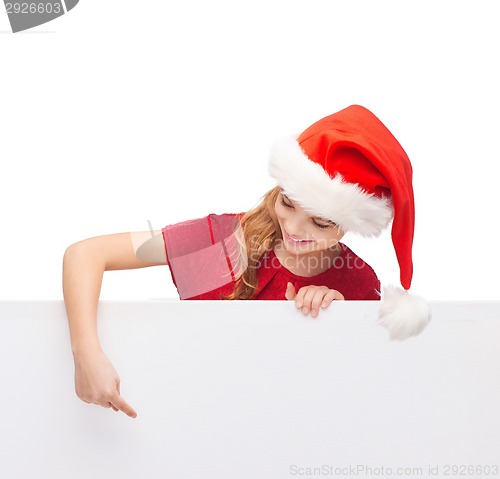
267, 136, 393, 237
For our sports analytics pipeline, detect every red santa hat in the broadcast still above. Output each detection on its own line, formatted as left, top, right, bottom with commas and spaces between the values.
268, 104, 431, 340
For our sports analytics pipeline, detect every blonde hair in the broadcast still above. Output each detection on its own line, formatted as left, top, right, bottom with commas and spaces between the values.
221, 185, 282, 300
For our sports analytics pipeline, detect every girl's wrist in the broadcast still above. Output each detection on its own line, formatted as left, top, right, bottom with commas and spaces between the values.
71, 337, 103, 360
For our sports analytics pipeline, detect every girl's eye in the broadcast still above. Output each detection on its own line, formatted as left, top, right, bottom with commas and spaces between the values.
313, 221, 331, 229
280, 196, 332, 229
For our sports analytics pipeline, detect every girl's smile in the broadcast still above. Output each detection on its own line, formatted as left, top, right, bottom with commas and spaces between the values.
283, 227, 315, 246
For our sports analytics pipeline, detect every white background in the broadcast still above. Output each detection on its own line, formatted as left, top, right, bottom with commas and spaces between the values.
1, 0, 499, 301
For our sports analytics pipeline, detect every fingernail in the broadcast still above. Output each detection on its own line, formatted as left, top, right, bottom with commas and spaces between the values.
321, 301, 327, 308
302, 307, 309, 315
296, 302, 302, 308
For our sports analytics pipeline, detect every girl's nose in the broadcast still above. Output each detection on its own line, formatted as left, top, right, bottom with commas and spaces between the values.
285, 219, 306, 238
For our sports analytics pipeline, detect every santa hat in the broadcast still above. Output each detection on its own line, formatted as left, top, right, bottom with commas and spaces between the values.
268, 104, 431, 340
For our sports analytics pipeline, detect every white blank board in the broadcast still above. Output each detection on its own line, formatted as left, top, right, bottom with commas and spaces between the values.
1, 300, 499, 479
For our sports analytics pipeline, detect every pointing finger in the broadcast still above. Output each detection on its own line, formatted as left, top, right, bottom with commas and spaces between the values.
110, 393, 138, 419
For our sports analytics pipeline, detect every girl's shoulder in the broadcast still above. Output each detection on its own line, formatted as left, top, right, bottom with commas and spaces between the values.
162, 212, 247, 300
338, 243, 381, 297
337, 242, 378, 277
205, 212, 246, 240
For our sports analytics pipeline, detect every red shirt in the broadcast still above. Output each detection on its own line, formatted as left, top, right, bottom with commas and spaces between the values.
162, 213, 380, 301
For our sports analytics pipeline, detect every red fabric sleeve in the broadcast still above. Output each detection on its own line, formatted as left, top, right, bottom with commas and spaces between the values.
161, 213, 245, 300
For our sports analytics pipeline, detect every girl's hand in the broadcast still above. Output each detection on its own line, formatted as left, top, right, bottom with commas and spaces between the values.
73, 347, 138, 419
285, 282, 344, 317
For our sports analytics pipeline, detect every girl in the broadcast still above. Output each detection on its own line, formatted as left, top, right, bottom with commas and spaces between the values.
63, 104, 431, 419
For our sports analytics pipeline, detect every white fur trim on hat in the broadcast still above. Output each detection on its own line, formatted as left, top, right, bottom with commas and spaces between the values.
268, 136, 394, 237
377, 285, 432, 340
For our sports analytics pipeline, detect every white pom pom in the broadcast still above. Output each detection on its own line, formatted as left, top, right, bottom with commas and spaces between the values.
377, 285, 432, 341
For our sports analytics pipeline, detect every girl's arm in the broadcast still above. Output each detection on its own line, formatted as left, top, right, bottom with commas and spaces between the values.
62, 231, 167, 418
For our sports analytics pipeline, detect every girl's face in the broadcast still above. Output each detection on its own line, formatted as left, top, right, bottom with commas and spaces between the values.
274, 190, 345, 255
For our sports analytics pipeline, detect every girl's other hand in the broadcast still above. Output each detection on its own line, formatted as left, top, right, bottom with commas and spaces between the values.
73, 347, 138, 419
285, 282, 344, 318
